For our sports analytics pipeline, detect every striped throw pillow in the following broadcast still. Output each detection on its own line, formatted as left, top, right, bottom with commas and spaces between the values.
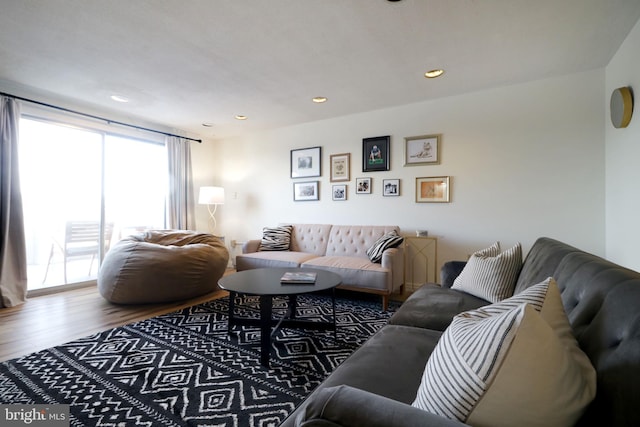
451, 242, 522, 302
412, 278, 596, 427
258, 225, 293, 251
366, 230, 404, 263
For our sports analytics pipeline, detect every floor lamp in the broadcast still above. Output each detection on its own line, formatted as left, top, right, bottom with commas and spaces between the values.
198, 186, 225, 234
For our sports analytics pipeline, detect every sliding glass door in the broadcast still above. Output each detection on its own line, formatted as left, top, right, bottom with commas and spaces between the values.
103, 134, 167, 240
19, 118, 167, 290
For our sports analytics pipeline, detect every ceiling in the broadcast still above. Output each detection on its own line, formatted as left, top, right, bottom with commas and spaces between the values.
1, 0, 639, 140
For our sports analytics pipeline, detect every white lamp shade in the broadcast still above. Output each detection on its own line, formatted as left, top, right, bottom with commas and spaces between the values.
198, 186, 225, 205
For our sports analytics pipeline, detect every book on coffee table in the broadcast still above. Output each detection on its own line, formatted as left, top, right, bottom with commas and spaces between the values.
280, 271, 317, 284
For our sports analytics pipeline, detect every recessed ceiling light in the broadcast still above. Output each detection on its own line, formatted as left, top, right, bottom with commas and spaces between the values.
235, 115, 248, 120
202, 123, 214, 127
110, 94, 130, 103
424, 69, 445, 79
312, 96, 328, 103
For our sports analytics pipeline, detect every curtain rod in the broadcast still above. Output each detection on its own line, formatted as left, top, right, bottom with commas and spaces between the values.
0, 91, 202, 143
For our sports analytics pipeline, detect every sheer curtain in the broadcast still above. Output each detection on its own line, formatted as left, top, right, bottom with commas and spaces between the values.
166, 136, 196, 230
0, 97, 27, 307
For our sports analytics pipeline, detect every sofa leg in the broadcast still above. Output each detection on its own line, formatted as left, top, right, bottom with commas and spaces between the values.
382, 295, 389, 311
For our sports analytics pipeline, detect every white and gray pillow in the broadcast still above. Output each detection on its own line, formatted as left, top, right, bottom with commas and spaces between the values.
451, 241, 522, 302
258, 225, 293, 251
366, 230, 404, 263
412, 278, 597, 427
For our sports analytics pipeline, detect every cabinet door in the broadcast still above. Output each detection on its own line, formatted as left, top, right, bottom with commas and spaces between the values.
404, 237, 437, 291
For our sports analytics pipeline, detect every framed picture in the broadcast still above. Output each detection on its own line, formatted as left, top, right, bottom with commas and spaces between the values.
362, 136, 390, 172
291, 146, 321, 178
330, 153, 350, 182
383, 179, 400, 197
332, 184, 347, 201
416, 176, 450, 203
356, 177, 371, 194
405, 134, 440, 166
293, 181, 319, 201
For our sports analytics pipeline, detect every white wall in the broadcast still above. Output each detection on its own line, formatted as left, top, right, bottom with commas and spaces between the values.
605, 18, 640, 271
191, 139, 221, 233
208, 69, 606, 272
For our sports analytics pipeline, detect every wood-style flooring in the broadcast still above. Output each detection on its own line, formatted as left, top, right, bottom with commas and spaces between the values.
1, 269, 410, 363
0, 283, 228, 363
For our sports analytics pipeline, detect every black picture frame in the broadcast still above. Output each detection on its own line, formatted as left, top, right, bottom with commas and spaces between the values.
362, 136, 390, 172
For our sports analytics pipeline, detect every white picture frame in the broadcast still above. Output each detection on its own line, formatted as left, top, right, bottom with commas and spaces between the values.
332, 184, 347, 201
404, 134, 440, 166
356, 177, 371, 194
330, 153, 350, 182
383, 179, 400, 197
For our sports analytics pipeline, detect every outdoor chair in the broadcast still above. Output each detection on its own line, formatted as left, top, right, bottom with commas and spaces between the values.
42, 220, 114, 283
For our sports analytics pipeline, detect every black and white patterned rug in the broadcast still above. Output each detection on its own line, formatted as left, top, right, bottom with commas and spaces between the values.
0, 293, 395, 426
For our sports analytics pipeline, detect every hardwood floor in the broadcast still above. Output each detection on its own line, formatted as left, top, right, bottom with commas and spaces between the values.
1, 268, 410, 363
0, 283, 228, 363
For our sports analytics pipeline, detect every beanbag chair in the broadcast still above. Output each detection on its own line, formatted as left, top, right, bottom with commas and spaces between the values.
98, 230, 229, 304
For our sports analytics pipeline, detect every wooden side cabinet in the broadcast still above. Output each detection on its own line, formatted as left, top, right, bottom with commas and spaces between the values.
404, 236, 438, 292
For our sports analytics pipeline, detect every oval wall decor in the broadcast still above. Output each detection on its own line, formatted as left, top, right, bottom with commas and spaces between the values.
610, 86, 633, 128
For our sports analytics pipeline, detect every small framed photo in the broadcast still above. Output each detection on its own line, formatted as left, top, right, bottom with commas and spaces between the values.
356, 177, 371, 194
363, 136, 390, 172
405, 134, 440, 166
293, 181, 319, 201
383, 179, 400, 197
330, 153, 350, 182
291, 146, 321, 178
416, 176, 450, 203
332, 184, 347, 201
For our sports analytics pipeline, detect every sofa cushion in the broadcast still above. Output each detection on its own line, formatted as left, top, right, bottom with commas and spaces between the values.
302, 256, 390, 291
366, 230, 404, 263
323, 225, 400, 259
289, 224, 334, 255
389, 284, 489, 331
513, 237, 580, 294
235, 251, 319, 270
304, 325, 443, 404
259, 225, 293, 251
296, 385, 469, 427
451, 242, 522, 302
413, 278, 596, 427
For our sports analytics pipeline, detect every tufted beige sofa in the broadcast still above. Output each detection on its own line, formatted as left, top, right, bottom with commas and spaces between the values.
236, 224, 404, 310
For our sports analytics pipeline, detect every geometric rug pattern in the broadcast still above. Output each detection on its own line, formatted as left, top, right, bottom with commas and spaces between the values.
0, 293, 395, 426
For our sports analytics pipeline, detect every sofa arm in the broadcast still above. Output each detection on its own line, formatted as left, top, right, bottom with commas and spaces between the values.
294, 385, 469, 427
440, 261, 467, 288
381, 246, 404, 292
242, 239, 261, 254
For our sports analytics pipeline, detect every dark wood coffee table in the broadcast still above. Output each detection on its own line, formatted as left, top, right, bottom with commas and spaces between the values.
218, 267, 342, 367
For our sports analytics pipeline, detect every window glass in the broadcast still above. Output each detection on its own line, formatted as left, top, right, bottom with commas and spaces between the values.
104, 135, 167, 241
19, 118, 167, 290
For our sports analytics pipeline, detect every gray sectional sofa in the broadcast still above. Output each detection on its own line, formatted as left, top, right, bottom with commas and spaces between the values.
236, 224, 404, 310
280, 237, 640, 427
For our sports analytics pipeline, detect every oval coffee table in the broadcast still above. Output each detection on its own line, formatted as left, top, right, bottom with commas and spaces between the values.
218, 267, 342, 367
